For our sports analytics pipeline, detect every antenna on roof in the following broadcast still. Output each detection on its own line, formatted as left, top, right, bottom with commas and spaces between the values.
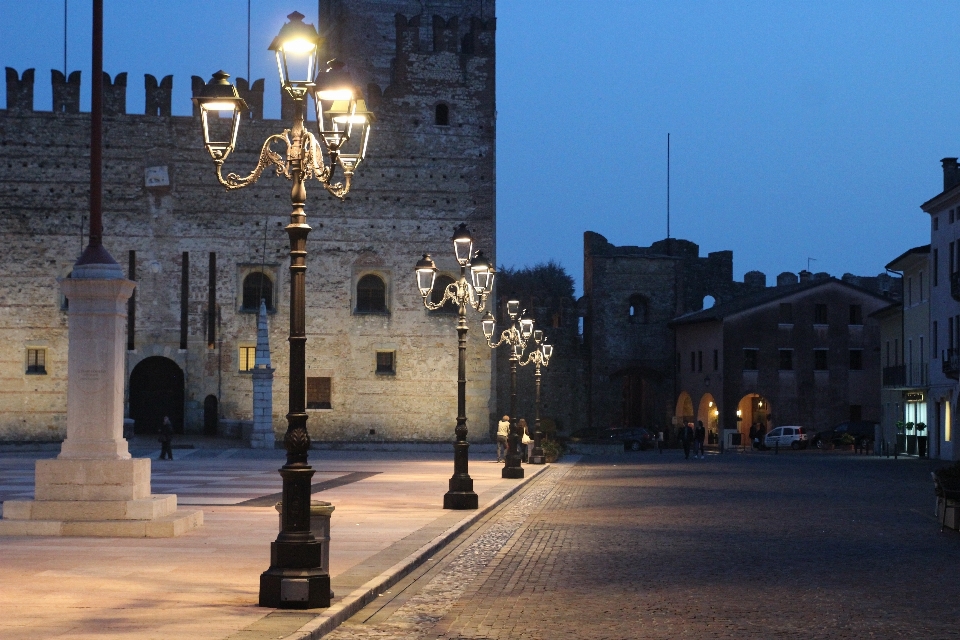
667, 132, 670, 241
807, 257, 817, 271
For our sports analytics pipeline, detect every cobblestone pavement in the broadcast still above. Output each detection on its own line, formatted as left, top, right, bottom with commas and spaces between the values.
326, 451, 960, 639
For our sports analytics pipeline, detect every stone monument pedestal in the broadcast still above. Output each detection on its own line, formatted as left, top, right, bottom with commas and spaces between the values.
0, 268, 202, 537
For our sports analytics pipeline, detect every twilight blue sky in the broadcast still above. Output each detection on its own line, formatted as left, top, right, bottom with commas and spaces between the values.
2, 1, 958, 295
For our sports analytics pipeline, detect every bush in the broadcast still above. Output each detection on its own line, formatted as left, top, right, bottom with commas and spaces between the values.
838, 433, 856, 446
540, 438, 563, 462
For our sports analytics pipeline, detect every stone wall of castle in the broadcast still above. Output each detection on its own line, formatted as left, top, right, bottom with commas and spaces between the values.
0, 0, 497, 443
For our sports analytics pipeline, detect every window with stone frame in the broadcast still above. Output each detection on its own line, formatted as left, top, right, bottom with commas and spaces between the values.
26, 348, 46, 375
743, 348, 759, 371
242, 272, 274, 312
778, 349, 793, 371
307, 377, 332, 409
238, 345, 256, 372
814, 349, 828, 371
376, 351, 396, 375
814, 303, 828, 324
356, 274, 387, 313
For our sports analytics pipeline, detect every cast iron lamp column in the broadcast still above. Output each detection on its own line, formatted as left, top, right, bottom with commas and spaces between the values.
193, 11, 373, 609
415, 224, 495, 509
482, 301, 534, 479
518, 330, 553, 464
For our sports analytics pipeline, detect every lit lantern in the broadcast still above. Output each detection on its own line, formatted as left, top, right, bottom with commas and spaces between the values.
269, 11, 321, 98
453, 224, 474, 266
470, 251, 494, 294
415, 254, 437, 297
192, 71, 248, 161
512, 343, 524, 358
481, 313, 496, 340
533, 329, 543, 344
329, 98, 374, 174
519, 318, 534, 340
541, 342, 554, 361
506, 300, 520, 318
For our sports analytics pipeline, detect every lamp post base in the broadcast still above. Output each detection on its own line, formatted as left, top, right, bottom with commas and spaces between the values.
443, 490, 479, 509
259, 562, 330, 609
502, 466, 524, 479
529, 454, 545, 465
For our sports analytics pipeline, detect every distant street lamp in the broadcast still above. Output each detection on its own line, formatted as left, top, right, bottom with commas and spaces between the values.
482, 301, 534, 478
193, 11, 373, 609
414, 223, 495, 509
519, 330, 553, 464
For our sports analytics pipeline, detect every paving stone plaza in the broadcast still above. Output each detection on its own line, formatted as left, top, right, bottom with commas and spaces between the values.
0, 445, 957, 639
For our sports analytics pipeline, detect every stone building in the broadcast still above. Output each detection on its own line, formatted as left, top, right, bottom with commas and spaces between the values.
874, 245, 930, 456
579, 231, 766, 433
921, 158, 960, 460
672, 276, 894, 444
0, 1, 497, 443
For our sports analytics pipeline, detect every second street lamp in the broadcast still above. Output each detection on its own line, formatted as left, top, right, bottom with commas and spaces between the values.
415, 224, 495, 509
483, 301, 534, 479
519, 330, 553, 464
194, 11, 373, 609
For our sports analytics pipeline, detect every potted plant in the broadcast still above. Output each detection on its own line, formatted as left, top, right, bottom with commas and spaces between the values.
540, 438, 562, 463
838, 433, 856, 451
916, 422, 928, 458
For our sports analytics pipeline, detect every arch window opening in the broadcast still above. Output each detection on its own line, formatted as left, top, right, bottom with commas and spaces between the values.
242, 272, 274, 312
628, 294, 648, 323
356, 274, 387, 313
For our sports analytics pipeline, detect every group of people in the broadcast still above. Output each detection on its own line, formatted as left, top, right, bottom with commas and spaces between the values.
749, 423, 767, 450
496, 415, 534, 463
679, 420, 707, 459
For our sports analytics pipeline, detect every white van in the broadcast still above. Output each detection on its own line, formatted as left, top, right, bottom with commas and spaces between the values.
763, 426, 808, 450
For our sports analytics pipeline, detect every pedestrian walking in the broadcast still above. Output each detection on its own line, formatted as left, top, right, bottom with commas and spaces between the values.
694, 420, 706, 459
519, 418, 532, 463
682, 422, 694, 459
496, 415, 510, 462
159, 416, 174, 460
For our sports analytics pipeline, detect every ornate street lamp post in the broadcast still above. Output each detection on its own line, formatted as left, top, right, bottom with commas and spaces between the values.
518, 330, 553, 464
414, 224, 495, 509
482, 301, 534, 479
194, 11, 373, 609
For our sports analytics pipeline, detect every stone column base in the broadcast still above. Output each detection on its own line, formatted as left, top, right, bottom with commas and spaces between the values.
0, 458, 203, 538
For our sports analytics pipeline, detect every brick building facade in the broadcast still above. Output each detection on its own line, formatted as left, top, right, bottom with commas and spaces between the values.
0, 1, 497, 443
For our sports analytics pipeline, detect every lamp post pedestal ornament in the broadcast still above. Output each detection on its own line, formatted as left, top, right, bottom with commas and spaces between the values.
483, 301, 535, 479
193, 12, 373, 609
415, 226, 495, 509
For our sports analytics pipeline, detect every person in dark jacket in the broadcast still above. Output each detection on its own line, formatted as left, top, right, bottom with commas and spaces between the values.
159, 416, 174, 460
682, 422, 694, 459
694, 420, 706, 459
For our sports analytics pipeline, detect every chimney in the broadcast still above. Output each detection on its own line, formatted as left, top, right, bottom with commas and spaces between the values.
798, 270, 813, 283
943, 157, 960, 191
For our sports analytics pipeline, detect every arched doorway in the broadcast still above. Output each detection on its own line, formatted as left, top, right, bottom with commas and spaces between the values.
203, 395, 219, 436
697, 393, 719, 444
129, 357, 184, 435
736, 393, 772, 444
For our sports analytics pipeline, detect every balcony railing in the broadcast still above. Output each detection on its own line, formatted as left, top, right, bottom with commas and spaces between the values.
952, 271, 960, 302
944, 349, 960, 380
883, 364, 929, 388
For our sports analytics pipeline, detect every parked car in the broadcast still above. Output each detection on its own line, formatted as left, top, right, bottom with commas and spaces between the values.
810, 421, 878, 449
763, 426, 809, 450
610, 427, 654, 451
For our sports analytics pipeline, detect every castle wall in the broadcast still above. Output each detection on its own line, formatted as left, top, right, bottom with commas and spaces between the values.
0, 0, 496, 443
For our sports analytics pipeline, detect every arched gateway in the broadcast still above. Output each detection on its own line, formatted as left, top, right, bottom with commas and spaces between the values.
129, 356, 184, 435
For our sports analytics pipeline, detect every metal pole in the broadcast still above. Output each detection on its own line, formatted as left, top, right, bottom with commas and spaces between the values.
259, 98, 328, 609
529, 362, 545, 464
75, 0, 116, 268
503, 353, 523, 478
444, 267, 478, 509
